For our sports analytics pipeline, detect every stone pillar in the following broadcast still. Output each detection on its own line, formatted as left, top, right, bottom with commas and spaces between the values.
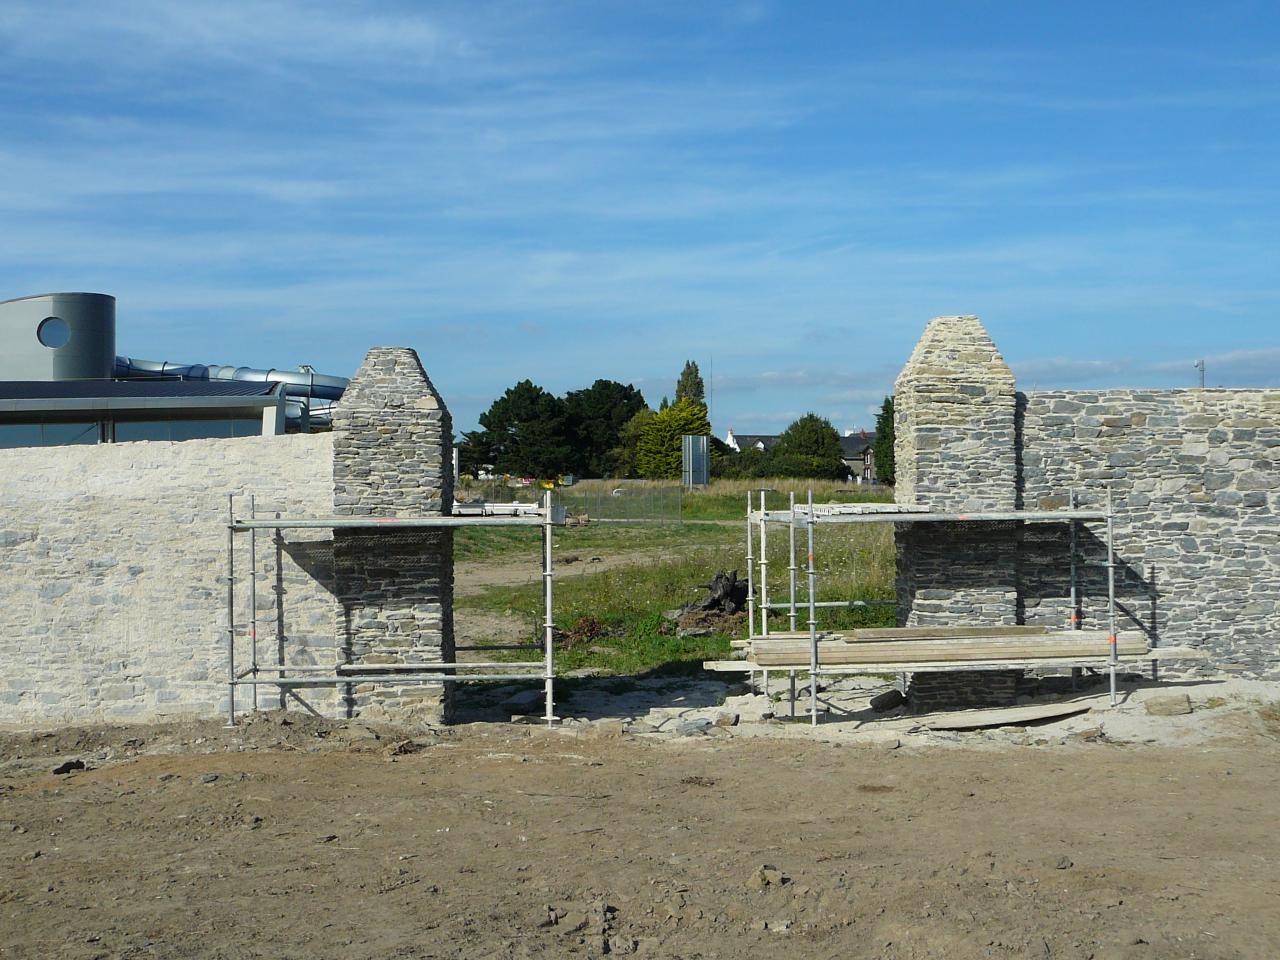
894, 315, 1018, 512
893, 316, 1021, 708
332, 348, 455, 724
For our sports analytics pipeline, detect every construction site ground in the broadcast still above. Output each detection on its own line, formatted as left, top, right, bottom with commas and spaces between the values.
3, 677, 1279, 960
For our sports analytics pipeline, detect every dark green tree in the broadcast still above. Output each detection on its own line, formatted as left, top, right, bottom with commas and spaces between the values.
674, 360, 705, 405
768, 412, 846, 479
872, 395, 895, 484
636, 398, 711, 479
562, 379, 647, 477
609, 406, 656, 478
462, 380, 575, 478
712, 443, 768, 479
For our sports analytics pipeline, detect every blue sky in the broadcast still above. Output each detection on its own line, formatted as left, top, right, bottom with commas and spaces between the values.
2, 2, 1277, 433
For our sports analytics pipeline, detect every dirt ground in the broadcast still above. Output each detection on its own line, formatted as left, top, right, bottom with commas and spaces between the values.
455, 549, 664, 598
2, 699, 1278, 960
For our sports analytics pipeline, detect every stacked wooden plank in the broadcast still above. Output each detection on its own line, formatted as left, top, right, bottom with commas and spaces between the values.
747, 626, 1149, 668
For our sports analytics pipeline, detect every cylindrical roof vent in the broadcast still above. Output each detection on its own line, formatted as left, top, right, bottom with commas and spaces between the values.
0, 292, 116, 381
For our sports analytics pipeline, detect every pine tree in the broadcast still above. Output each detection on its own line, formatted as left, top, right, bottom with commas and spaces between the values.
674, 360, 705, 405
873, 395, 895, 484
463, 380, 575, 478
562, 379, 646, 477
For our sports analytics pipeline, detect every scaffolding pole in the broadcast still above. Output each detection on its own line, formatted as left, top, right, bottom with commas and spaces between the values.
1106, 486, 1119, 707
542, 488, 556, 727
225, 494, 236, 728
806, 488, 818, 726
758, 490, 770, 637
787, 491, 798, 632
249, 494, 258, 712
1069, 490, 1081, 690
745, 492, 756, 641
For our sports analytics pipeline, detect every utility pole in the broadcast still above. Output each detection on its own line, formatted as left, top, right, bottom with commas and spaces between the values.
1194, 359, 1205, 389
708, 354, 713, 426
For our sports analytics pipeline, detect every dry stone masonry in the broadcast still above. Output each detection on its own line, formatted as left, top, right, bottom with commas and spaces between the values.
332, 348, 456, 723
894, 316, 1024, 706
1, 345, 459, 728
0, 434, 337, 725
895, 315, 1280, 703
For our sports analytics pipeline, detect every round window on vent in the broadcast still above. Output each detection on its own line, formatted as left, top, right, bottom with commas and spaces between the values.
37, 316, 71, 348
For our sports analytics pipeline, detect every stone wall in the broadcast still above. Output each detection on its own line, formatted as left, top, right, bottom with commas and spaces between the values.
895, 315, 1280, 682
332, 348, 455, 723
0, 346, 460, 729
0, 434, 337, 726
893, 315, 1025, 703
1019, 389, 1280, 675
895, 315, 1018, 512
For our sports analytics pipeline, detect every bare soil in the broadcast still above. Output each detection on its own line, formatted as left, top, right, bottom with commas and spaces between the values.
455, 550, 665, 598
2, 709, 1278, 959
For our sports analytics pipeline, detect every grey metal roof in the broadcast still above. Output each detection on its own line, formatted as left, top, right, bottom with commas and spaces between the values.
0, 380, 278, 399
0, 379, 282, 417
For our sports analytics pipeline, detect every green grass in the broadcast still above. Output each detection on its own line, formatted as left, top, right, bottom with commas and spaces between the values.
455, 520, 738, 563
460, 533, 743, 675
457, 504, 896, 676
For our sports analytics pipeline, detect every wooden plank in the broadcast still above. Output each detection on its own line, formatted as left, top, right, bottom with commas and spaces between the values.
750, 637, 1146, 664
751, 630, 1109, 648
704, 654, 1177, 674
1145, 646, 1211, 660
703, 660, 761, 671
750, 641, 1137, 660
752, 647, 1148, 666
752, 633, 1115, 652
923, 702, 1092, 731
845, 626, 1054, 640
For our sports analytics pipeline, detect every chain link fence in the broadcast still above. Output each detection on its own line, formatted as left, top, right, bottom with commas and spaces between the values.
455, 478, 684, 523
555, 480, 682, 524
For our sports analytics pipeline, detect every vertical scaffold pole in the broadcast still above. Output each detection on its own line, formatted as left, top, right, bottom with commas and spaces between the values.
758, 490, 769, 637
543, 488, 556, 727
787, 491, 798, 632
1105, 486, 1119, 707
249, 494, 258, 712
1068, 490, 1079, 629
225, 494, 236, 728
1069, 489, 1081, 691
745, 493, 756, 641
275, 517, 286, 711
806, 488, 818, 726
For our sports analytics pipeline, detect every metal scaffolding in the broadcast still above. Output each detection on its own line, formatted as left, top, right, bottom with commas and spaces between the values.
740, 490, 1122, 725
224, 491, 563, 727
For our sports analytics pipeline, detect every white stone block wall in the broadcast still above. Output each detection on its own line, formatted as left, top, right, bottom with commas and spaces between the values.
0, 434, 337, 727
